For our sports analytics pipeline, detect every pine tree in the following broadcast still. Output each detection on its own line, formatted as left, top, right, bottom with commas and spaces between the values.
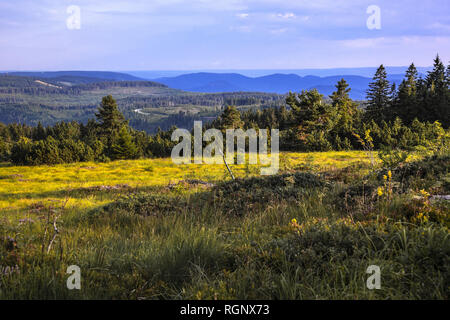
425, 55, 449, 126
287, 89, 325, 125
33, 121, 46, 141
366, 65, 391, 123
286, 89, 332, 150
330, 79, 352, 107
95, 95, 126, 133
330, 79, 358, 125
405, 63, 419, 94
427, 55, 446, 92
111, 125, 138, 160
395, 63, 419, 123
277, 105, 290, 130
329, 79, 359, 148
217, 106, 244, 132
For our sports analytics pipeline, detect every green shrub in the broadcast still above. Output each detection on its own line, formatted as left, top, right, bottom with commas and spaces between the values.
209, 172, 326, 216
379, 146, 410, 169
391, 155, 450, 193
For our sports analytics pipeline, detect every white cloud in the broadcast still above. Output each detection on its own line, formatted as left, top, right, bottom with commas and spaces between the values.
73, 0, 247, 14
277, 12, 296, 19
236, 13, 249, 19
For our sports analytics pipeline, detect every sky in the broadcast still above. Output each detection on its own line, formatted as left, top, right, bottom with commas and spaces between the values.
0, 0, 449, 71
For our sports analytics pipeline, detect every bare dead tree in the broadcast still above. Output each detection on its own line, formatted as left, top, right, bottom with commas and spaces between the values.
218, 147, 235, 180
45, 198, 68, 254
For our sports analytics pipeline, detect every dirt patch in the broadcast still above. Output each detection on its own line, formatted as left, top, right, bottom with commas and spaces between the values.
86, 184, 131, 191
167, 179, 215, 190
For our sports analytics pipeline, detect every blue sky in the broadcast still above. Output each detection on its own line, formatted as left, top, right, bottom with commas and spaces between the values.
0, 0, 449, 71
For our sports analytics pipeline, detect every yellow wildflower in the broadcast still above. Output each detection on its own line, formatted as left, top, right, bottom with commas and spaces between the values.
377, 187, 383, 197
388, 170, 392, 179
420, 189, 430, 197
290, 218, 301, 230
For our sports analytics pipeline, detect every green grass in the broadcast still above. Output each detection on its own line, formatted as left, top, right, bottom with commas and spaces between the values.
0, 151, 448, 300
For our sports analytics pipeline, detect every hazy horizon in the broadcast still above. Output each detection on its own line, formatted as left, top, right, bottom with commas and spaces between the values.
1, 65, 435, 80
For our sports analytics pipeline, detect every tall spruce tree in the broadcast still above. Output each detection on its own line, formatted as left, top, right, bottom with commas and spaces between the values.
95, 95, 126, 134
287, 89, 326, 125
395, 63, 419, 123
95, 95, 132, 158
111, 125, 138, 160
33, 121, 46, 141
425, 55, 448, 125
330, 79, 358, 126
329, 79, 360, 149
286, 89, 332, 150
427, 55, 446, 93
217, 106, 244, 132
366, 65, 391, 123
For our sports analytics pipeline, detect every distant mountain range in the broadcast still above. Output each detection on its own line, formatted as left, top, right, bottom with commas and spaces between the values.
0, 70, 422, 100
127, 66, 432, 79
152, 73, 408, 100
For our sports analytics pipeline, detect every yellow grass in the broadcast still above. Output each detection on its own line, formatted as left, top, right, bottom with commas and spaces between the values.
0, 151, 375, 213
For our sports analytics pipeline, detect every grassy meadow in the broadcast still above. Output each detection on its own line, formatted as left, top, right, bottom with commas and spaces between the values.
0, 151, 448, 299
0, 151, 373, 213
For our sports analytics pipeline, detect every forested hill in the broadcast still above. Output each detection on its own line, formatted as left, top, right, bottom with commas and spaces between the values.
0, 74, 167, 92
4, 71, 144, 82
0, 74, 178, 128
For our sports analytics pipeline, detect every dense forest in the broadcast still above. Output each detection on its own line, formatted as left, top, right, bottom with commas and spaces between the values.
0, 76, 167, 95
0, 56, 448, 165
